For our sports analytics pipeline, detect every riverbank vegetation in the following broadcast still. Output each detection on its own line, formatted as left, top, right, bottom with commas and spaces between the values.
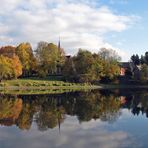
0, 42, 121, 85
0, 78, 99, 92
131, 52, 148, 82
2, 41, 148, 88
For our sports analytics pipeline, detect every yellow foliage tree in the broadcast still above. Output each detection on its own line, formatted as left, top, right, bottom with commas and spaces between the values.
0, 55, 22, 80
16, 43, 36, 76
11, 55, 23, 78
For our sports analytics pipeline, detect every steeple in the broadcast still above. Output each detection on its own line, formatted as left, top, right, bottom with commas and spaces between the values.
57, 37, 65, 56
58, 37, 61, 51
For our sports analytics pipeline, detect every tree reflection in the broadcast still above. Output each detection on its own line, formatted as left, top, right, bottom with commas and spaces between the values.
36, 105, 65, 131
1, 90, 148, 131
120, 92, 148, 117
16, 103, 34, 130
0, 95, 22, 126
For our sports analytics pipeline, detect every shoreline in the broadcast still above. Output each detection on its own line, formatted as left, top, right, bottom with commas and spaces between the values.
1, 84, 148, 90
1, 79, 148, 95
0, 85, 99, 95
1, 84, 148, 95
100, 84, 148, 89
0, 79, 99, 94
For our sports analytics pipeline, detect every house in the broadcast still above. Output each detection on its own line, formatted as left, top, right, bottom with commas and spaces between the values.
119, 62, 140, 80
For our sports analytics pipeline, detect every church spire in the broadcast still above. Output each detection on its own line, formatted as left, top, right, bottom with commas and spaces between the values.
57, 37, 65, 56
58, 37, 61, 51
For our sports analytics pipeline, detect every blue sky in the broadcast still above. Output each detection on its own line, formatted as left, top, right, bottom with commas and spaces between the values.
0, 0, 148, 61
101, 0, 148, 61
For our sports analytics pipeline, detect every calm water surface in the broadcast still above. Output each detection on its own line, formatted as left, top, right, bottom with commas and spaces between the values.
0, 89, 148, 148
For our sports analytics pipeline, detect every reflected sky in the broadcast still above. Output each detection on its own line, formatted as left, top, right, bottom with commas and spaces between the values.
1, 90, 148, 148
0, 115, 140, 148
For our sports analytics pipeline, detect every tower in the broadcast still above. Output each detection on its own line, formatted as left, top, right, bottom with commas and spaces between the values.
58, 37, 61, 51
58, 37, 65, 56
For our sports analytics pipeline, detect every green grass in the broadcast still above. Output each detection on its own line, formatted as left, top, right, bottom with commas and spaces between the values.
1, 78, 148, 95
0, 78, 99, 94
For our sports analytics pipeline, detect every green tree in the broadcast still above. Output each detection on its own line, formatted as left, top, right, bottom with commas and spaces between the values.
63, 49, 120, 83
73, 49, 96, 82
131, 54, 140, 65
140, 64, 148, 82
72, 50, 104, 82
62, 56, 77, 81
144, 52, 148, 65
83, 53, 104, 82
140, 55, 145, 64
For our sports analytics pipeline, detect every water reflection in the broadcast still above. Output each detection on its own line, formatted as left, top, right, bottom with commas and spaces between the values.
0, 89, 148, 131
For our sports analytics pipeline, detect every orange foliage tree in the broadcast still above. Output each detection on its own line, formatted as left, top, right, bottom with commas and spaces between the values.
0, 46, 22, 80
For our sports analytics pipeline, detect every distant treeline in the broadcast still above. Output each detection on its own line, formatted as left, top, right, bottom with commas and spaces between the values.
131, 52, 148, 81
131, 52, 148, 65
0, 42, 121, 83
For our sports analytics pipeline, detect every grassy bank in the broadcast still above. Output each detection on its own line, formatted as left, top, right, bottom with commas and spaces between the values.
0, 78, 99, 94
1, 78, 148, 95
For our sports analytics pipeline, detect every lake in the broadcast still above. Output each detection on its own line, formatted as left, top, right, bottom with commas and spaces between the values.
0, 89, 148, 148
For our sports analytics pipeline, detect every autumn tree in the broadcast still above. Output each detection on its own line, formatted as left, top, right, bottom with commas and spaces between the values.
36, 42, 65, 77
0, 55, 14, 81
0, 46, 15, 58
12, 55, 23, 78
0, 55, 22, 81
74, 49, 121, 83
101, 60, 120, 81
99, 48, 121, 62
16, 43, 36, 77
98, 48, 121, 82
0, 45, 22, 80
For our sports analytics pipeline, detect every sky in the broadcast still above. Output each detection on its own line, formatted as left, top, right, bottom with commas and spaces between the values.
0, 0, 148, 61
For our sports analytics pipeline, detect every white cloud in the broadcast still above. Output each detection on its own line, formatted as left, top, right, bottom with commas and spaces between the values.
0, 0, 136, 60
0, 116, 139, 148
110, 0, 129, 4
